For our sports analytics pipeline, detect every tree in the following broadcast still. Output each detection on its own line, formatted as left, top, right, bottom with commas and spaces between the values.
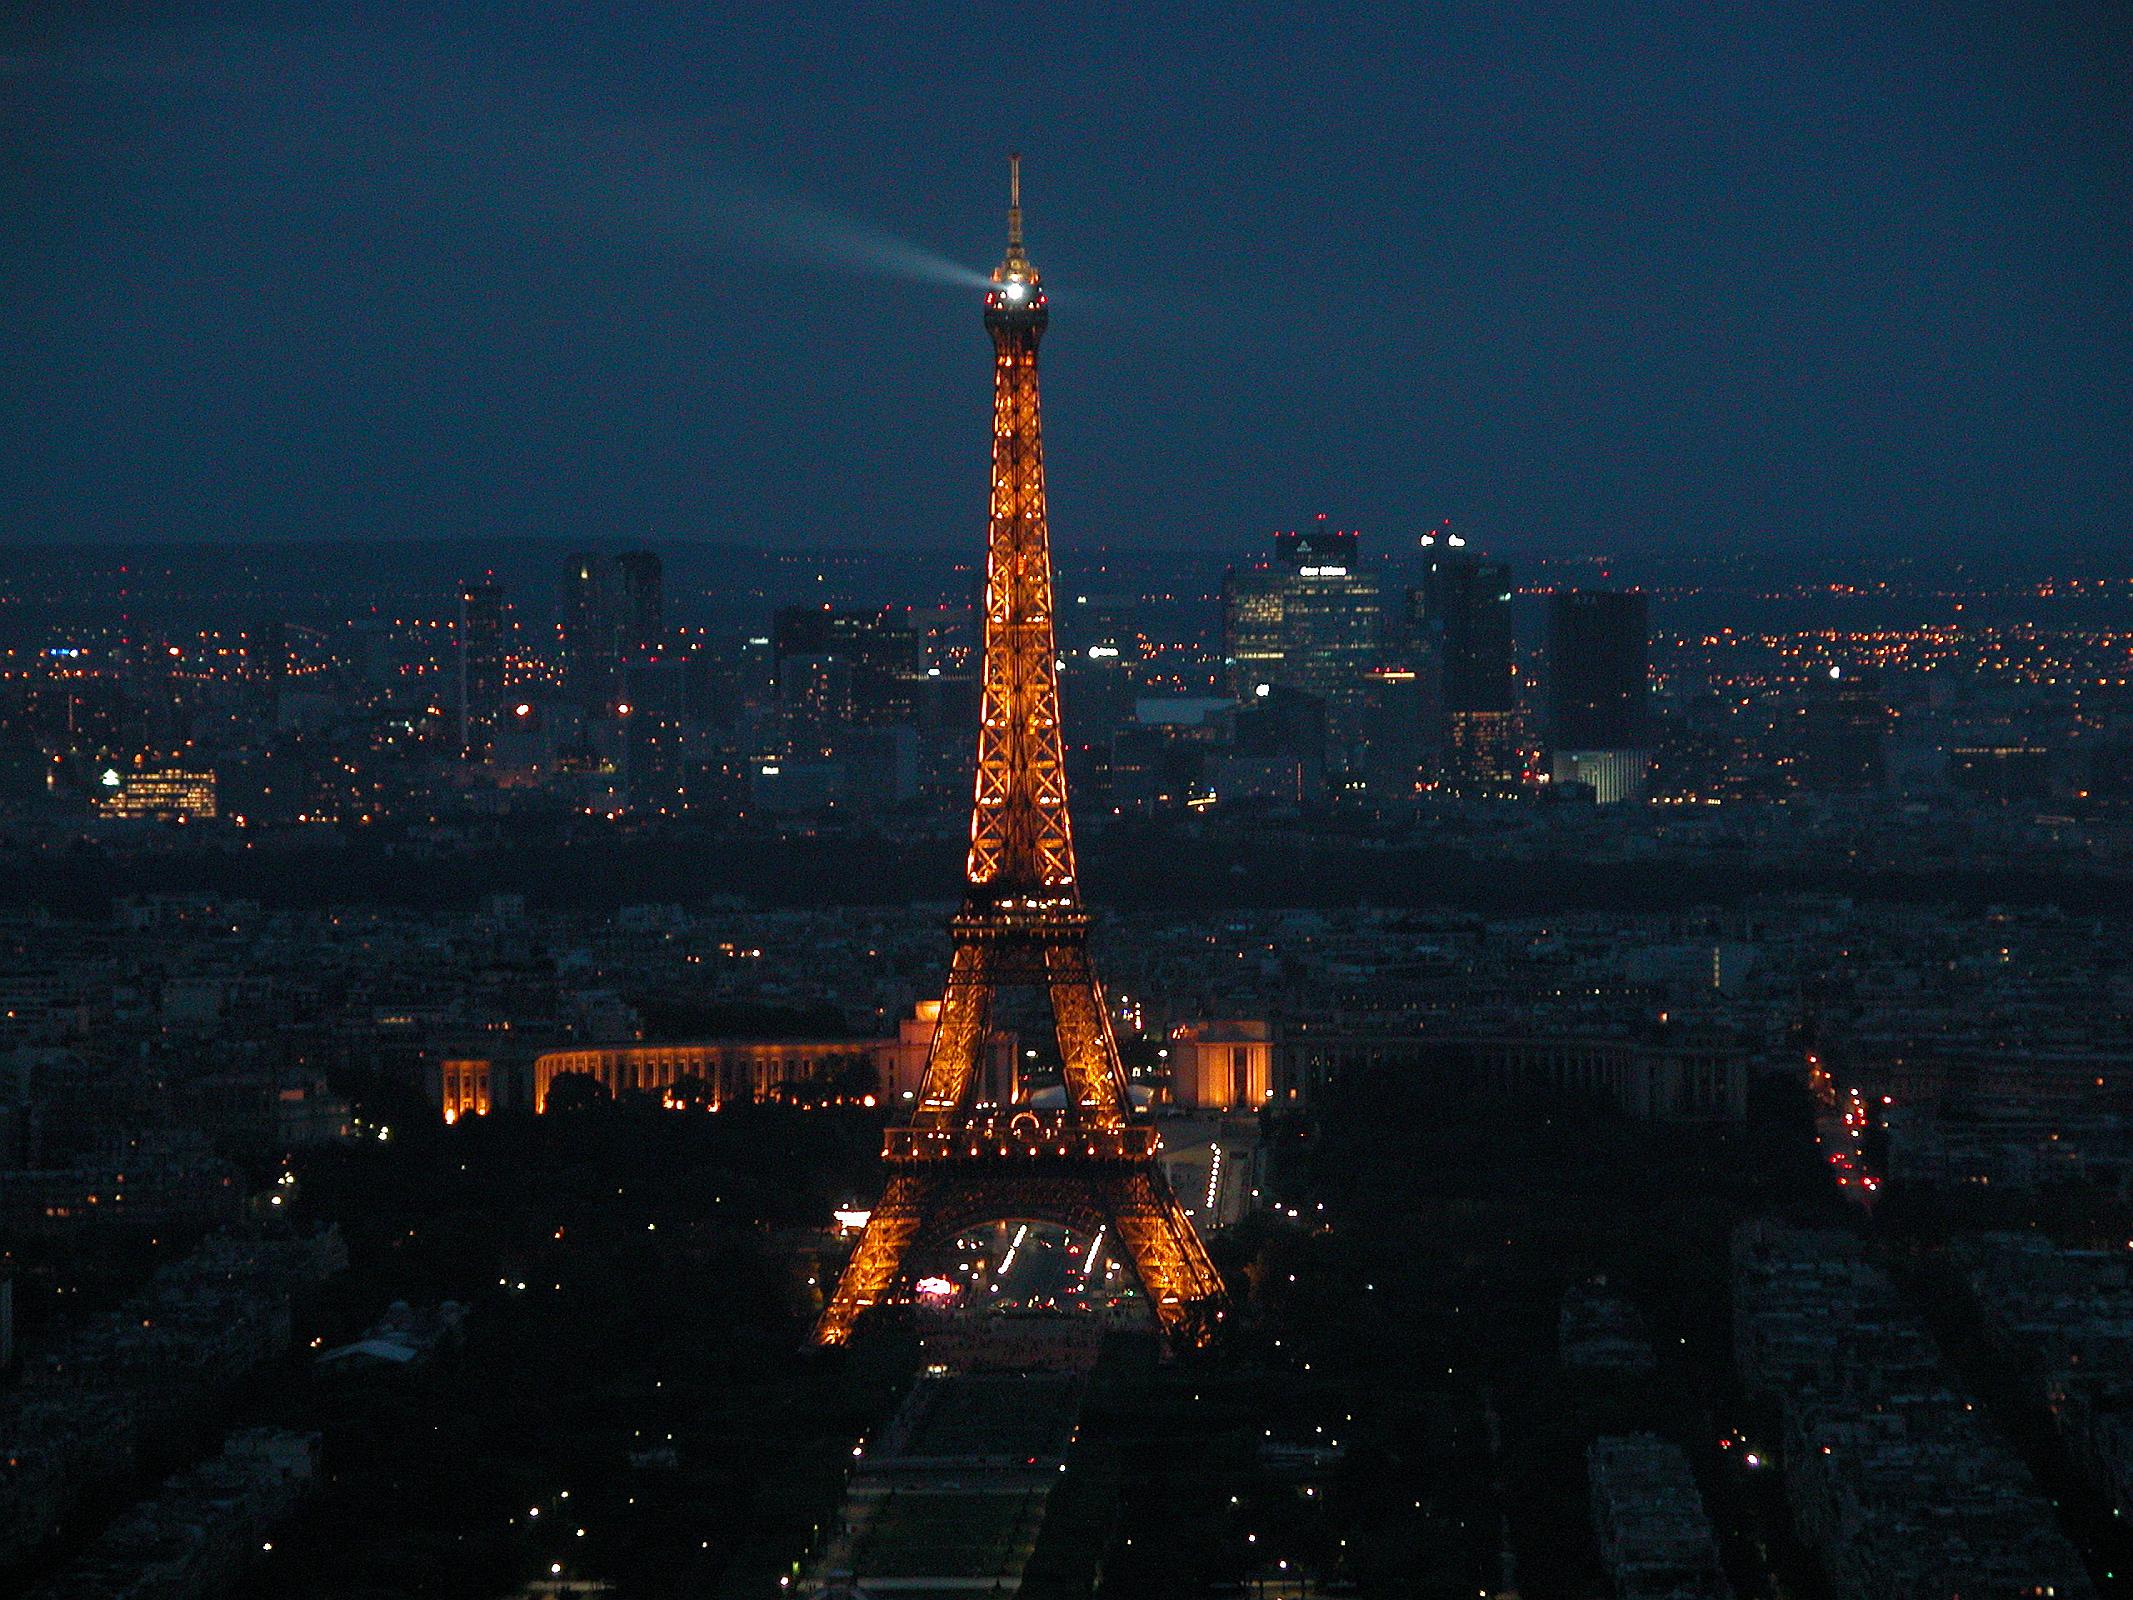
543, 1071, 610, 1114
668, 1073, 717, 1110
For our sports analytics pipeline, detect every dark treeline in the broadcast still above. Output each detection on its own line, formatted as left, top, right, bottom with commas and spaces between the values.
0, 826, 2123, 920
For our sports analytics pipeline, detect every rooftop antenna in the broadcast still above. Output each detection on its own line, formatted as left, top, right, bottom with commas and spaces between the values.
1007, 151, 1023, 249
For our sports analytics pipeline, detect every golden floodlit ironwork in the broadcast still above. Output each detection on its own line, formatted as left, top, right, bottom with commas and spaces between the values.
815, 157, 1228, 1349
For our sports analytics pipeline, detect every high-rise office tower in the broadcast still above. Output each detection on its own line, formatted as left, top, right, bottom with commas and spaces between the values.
1359, 665, 1428, 796
1547, 588, 1650, 803
1056, 592, 1139, 749
771, 605, 924, 729
456, 580, 506, 757
1414, 530, 1517, 792
1797, 665, 1892, 793
1221, 566, 1287, 695
560, 550, 664, 708
611, 550, 664, 658
560, 553, 613, 707
1221, 515, 1382, 760
1273, 517, 1359, 573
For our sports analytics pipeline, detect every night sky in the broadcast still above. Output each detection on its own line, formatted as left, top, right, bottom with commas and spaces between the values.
3, 5, 2128, 564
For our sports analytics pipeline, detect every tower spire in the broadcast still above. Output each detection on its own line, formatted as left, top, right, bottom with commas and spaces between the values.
999, 152, 1033, 282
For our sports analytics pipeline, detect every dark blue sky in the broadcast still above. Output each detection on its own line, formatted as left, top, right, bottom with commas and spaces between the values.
3, 4, 2128, 563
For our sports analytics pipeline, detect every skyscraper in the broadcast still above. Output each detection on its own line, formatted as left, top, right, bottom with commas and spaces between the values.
1547, 588, 1649, 803
771, 605, 924, 729
1057, 592, 1140, 748
560, 550, 664, 708
560, 553, 613, 707
1221, 515, 1382, 761
455, 579, 506, 757
1797, 665, 1892, 793
611, 550, 664, 658
1273, 518, 1359, 573
1414, 531, 1517, 792
1220, 566, 1286, 697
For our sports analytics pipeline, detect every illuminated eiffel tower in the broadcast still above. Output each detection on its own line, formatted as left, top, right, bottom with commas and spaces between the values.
815, 158, 1229, 1349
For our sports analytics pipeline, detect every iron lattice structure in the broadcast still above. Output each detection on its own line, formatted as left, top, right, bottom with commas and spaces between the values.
815, 160, 1228, 1349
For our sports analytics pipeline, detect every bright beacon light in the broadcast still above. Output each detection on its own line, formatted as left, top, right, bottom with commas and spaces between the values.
1006, 282, 1027, 302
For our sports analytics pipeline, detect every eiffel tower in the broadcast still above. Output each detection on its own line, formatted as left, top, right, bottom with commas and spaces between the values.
814, 158, 1229, 1349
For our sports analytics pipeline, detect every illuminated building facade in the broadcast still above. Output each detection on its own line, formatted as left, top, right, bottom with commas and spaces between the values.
437, 1057, 493, 1123
1221, 515, 1383, 759
1550, 748, 1649, 806
1221, 568, 1286, 693
1157, 1115, 1263, 1231
772, 605, 925, 732
816, 160, 1228, 1349
873, 1000, 1020, 1106
92, 766, 217, 821
532, 1042, 878, 1109
1166, 1019, 1273, 1111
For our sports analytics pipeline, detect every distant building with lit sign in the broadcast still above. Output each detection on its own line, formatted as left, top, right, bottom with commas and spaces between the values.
92, 766, 217, 821
1222, 517, 1383, 759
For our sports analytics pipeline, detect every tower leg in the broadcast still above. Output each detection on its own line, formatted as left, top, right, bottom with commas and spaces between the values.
813, 1167, 1229, 1349
1046, 942, 1134, 1117
1103, 1169, 1230, 1348
815, 1173, 925, 1346
912, 942, 996, 1122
